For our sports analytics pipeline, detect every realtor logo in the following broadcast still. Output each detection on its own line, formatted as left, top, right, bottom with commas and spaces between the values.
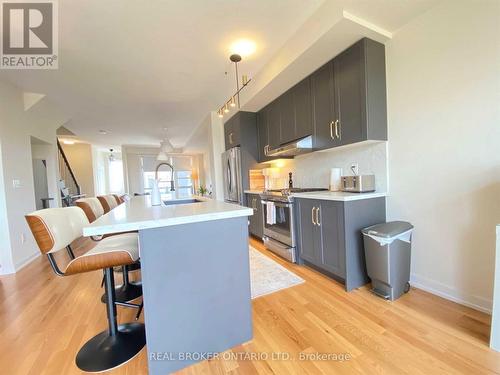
1, 0, 58, 69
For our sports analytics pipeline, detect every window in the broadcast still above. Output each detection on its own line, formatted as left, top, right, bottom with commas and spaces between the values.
141, 155, 194, 198
108, 159, 124, 194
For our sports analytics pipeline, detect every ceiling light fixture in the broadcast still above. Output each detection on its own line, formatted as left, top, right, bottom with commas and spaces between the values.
63, 140, 75, 145
230, 39, 256, 58
217, 53, 252, 116
109, 149, 115, 162
157, 129, 174, 160
98, 130, 108, 135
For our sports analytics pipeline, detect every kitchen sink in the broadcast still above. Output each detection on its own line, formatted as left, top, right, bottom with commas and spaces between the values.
163, 199, 203, 206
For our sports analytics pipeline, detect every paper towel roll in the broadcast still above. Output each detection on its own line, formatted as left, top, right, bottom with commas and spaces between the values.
330, 168, 342, 191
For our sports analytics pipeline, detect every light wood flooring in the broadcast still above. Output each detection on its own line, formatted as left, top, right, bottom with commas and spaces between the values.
0, 237, 498, 374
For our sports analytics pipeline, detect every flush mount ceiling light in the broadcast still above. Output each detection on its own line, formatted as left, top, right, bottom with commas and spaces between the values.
230, 39, 256, 58
98, 130, 108, 135
217, 53, 252, 118
157, 131, 174, 160
62, 139, 75, 145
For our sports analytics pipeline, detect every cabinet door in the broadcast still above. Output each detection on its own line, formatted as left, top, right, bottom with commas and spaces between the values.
257, 109, 270, 162
267, 100, 281, 149
254, 194, 264, 239
279, 89, 296, 145
311, 62, 339, 150
225, 115, 241, 148
297, 199, 320, 264
334, 41, 365, 146
293, 77, 312, 140
317, 201, 346, 278
248, 195, 256, 234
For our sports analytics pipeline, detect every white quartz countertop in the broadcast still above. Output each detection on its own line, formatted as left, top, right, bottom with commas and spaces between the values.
291, 191, 387, 201
83, 195, 253, 236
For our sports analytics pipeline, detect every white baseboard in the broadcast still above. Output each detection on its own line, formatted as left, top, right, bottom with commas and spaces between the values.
410, 273, 492, 314
14, 252, 41, 272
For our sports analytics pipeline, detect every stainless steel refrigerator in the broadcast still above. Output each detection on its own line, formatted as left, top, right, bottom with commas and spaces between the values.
222, 147, 243, 205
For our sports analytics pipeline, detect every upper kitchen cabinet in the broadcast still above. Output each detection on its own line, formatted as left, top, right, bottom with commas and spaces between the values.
224, 113, 242, 149
224, 111, 259, 152
280, 77, 313, 145
267, 100, 281, 150
292, 77, 313, 141
257, 106, 272, 162
312, 38, 387, 150
311, 61, 339, 150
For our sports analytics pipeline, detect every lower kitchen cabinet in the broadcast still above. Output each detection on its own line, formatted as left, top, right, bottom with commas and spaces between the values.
246, 193, 264, 239
296, 197, 386, 291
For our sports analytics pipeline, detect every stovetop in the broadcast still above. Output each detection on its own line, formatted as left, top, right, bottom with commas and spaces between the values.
260, 188, 328, 202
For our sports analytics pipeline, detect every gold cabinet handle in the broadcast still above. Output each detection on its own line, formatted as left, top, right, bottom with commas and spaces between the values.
311, 207, 317, 225
329, 121, 334, 140
335, 120, 341, 139
316, 207, 321, 226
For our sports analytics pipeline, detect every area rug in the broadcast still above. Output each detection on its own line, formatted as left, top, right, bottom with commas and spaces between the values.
249, 246, 305, 299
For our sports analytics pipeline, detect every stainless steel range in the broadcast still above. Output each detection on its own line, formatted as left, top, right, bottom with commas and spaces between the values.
260, 188, 328, 263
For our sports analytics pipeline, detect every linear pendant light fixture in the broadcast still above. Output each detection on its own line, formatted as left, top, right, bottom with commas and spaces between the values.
217, 54, 251, 118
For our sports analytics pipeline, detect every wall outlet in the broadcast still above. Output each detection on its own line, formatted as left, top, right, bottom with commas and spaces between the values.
12, 179, 22, 189
350, 163, 359, 176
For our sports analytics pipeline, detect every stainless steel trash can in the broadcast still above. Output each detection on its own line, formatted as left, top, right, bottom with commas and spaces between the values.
362, 221, 414, 301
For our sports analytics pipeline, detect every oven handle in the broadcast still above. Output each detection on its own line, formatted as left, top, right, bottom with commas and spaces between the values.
261, 200, 292, 208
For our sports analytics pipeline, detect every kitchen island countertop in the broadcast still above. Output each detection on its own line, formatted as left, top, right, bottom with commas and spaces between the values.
83, 195, 253, 236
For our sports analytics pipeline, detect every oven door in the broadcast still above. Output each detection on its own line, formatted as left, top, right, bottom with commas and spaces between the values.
261, 200, 294, 247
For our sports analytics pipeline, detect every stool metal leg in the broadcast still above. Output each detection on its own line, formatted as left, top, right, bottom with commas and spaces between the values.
76, 267, 146, 372
101, 265, 142, 303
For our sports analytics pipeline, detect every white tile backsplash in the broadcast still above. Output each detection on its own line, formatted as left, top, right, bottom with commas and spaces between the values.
260, 141, 388, 192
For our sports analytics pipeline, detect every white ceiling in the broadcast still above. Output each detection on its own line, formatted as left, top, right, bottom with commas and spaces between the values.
0, 0, 324, 147
0, 0, 437, 149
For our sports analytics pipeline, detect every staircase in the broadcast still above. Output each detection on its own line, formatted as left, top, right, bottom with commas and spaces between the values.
57, 140, 85, 206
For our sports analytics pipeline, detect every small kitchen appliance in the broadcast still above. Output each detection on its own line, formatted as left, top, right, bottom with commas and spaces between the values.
341, 174, 375, 193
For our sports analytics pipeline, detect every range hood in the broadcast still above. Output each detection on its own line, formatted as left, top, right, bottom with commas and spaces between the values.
265, 135, 313, 157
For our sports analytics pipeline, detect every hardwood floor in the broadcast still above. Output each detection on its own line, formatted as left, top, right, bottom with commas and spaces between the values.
0, 236, 498, 374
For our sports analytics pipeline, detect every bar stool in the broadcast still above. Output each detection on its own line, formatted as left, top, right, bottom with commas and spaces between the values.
97, 194, 119, 214
25, 207, 145, 372
76, 197, 142, 304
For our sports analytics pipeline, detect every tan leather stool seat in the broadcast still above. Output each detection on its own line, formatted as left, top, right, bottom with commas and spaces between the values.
64, 233, 139, 275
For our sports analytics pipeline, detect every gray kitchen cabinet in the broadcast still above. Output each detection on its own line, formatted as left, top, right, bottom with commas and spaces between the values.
267, 100, 281, 150
278, 89, 295, 145
245, 193, 264, 239
224, 113, 241, 149
257, 107, 271, 162
297, 198, 318, 263
333, 38, 387, 146
317, 200, 346, 278
311, 61, 340, 150
256, 37, 386, 159
296, 197, 386, 291
311, 38, 387, 151
293, 77, 313, 141
224, 111, 258, 151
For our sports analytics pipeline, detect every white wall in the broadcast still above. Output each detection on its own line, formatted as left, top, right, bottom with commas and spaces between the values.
60, 142, 95, 196
385, 0, 500, 312
183, 111, 225, 200
0, 80, 67, 274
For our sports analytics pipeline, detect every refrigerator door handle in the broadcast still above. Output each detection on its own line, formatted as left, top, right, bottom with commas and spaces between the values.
227, 159, 232, 193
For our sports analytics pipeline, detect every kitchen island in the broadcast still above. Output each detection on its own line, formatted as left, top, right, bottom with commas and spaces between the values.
83, 196, 254, 374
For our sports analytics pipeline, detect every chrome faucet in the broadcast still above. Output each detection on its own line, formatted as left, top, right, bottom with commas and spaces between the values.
155, 162, 175, 191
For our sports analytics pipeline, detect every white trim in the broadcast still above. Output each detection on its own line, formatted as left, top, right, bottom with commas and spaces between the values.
342, 11, 393, 39
411, 273, 492, 314
14, 252, 41, 273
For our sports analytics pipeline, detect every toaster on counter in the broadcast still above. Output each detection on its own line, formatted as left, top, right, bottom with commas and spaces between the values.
341, 175, 375, 193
